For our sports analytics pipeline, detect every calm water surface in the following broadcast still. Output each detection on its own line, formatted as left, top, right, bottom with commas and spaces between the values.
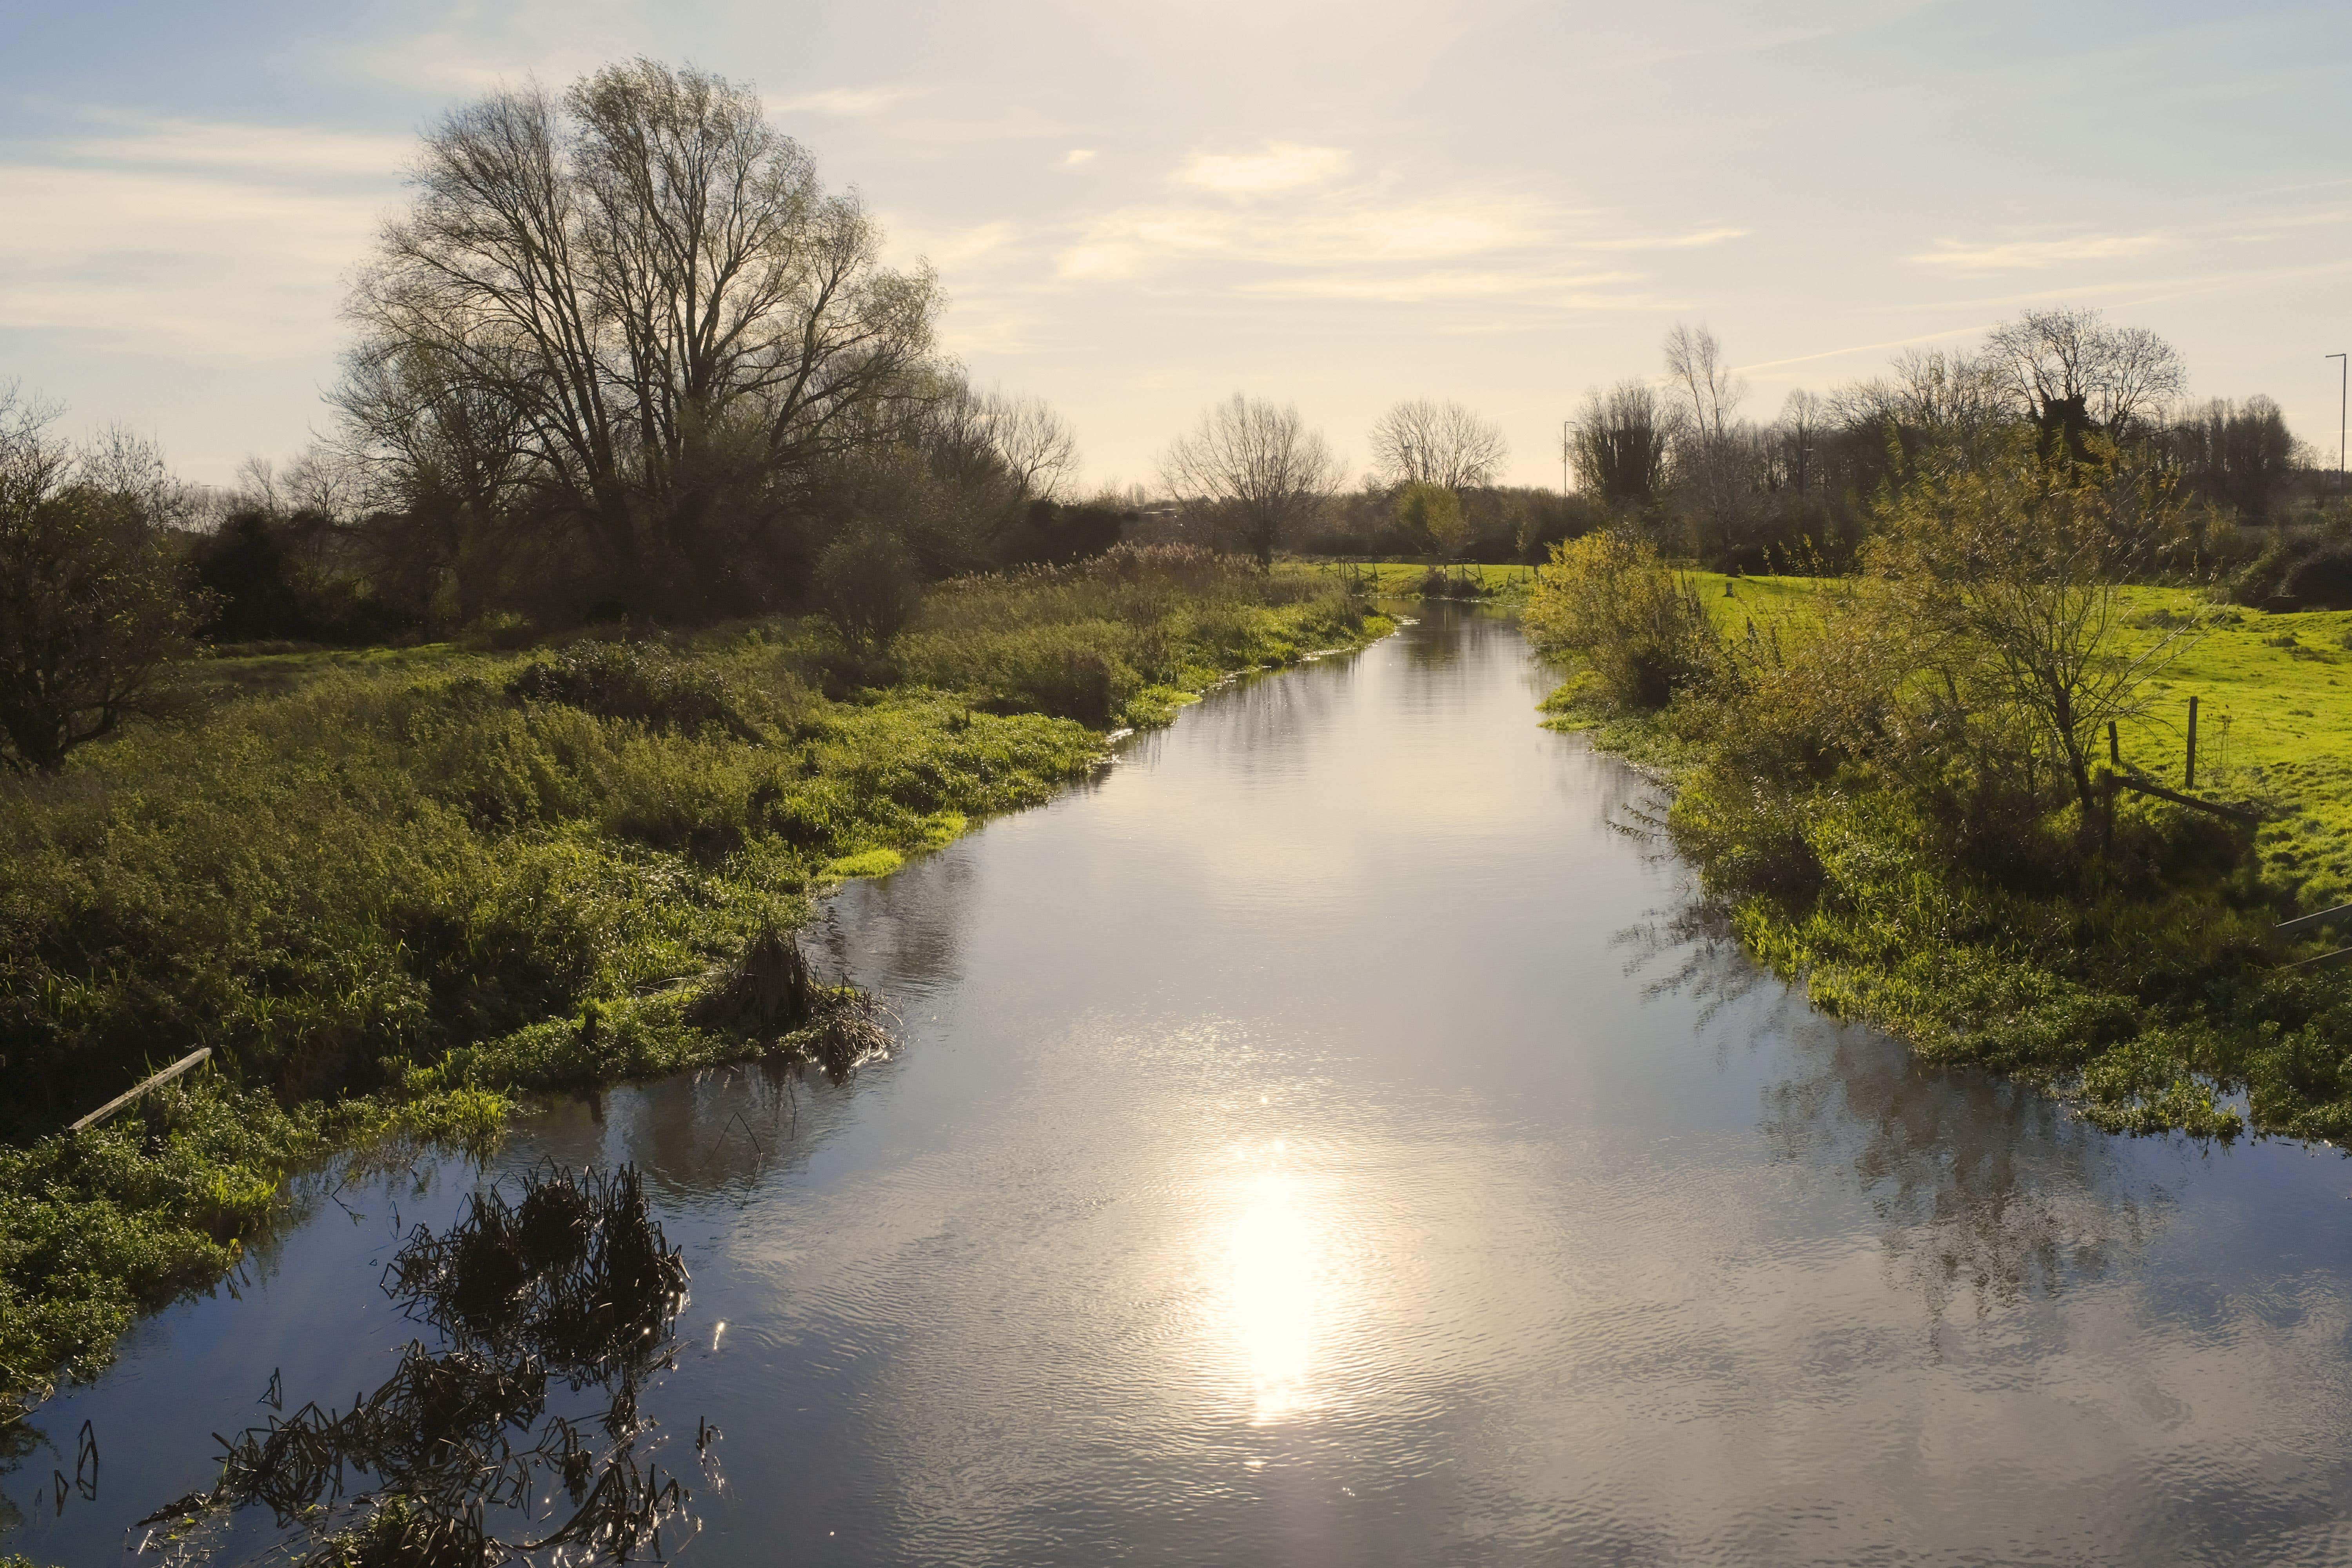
13, 608, 2352, 1565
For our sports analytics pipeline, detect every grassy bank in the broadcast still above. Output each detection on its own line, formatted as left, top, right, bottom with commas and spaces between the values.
0, 547, 1390, 1404
1541, 567, 2352, 1147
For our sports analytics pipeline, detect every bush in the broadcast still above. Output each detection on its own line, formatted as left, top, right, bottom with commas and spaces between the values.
2281, 544, 2352, 610
1523, 532, 1715, 709
506, 640, 759, 739
815, 529, 923, 653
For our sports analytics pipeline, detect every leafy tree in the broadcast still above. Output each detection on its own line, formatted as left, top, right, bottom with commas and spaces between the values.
0, 390, 203, 773
1395, 481, 1467, 558
1869, 430, 2198, 818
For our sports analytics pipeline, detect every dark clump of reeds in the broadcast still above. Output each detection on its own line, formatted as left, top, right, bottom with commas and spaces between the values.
142, 1162, 700, 1566
384, 1163, 687, 1386
693, 920, 895, 1083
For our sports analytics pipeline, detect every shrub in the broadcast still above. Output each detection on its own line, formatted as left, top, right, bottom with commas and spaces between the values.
815, 529, 923, 653
506, 640, 759, 739
2280, 545, 2352, 610
1523, 532, 1715, 709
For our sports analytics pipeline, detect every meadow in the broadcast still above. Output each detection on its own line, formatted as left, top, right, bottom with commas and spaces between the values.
1702, 574, 2352, 911
0, 549, 1388, 1404
1536, 561, 2352, 1147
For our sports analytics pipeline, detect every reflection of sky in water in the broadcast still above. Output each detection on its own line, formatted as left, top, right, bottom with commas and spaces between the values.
20, 606, 2352, 1567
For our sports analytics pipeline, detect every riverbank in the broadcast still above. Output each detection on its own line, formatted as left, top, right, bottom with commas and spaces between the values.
1538, 570, 2352, 1146
0, 548, 1391, 1406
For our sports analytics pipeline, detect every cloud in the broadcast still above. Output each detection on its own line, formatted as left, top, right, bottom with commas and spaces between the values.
0, 163, 378, 358
1057, 186, 1557, 280
764, 85, 927, 118
1063, 149, 1097, 167
1909, 232, 2169, 273
61, 116, 412, 180
1176, 143, 1350, 196
1238, 269, 1645, 304
1572, 226, 1749, 251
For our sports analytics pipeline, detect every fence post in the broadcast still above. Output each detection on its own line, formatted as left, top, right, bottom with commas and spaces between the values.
2108, 720, 2119, 768
2185, 695, 2199, 790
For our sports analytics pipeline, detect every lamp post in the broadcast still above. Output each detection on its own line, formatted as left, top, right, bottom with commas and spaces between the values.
1560, 418, 1571, 497
2331, 352, 2348, 493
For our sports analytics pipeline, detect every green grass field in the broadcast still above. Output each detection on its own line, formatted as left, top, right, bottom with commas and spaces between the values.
1702, 574, 2352, 912
1282, 561, 1538, 598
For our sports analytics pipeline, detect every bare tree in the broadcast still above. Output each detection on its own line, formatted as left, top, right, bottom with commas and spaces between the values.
1368, 399, 1508, 491
349, 60, 940, 613
1664, 323, 1742, 444
0, 388, 202, 773
985, 392, 1078, 501
1662, 323, 1758, 557
1569, 382, 1670, 505
1160, 395, 1344, 567
1982, 307, 2185, 440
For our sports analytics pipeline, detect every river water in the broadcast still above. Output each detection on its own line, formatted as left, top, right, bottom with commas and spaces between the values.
13, 606, 2352, 1566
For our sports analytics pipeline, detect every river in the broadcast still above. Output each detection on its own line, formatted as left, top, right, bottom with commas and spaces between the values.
11, 606, 2352, 1565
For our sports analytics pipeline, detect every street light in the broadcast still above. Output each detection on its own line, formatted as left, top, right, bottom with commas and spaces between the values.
1560, 417, 1571, 497
2330, 352, 2348, 492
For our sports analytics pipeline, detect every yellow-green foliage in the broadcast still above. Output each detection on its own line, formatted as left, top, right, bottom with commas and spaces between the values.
1700, 575, 2352, 911
1540, 561, 2352, 1144
0, 550, 1389, 1401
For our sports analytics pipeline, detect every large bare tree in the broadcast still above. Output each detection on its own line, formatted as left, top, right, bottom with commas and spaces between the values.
1368, 399, 1507, 491
348, 60, 940, 613
1569, 382, 1670, 505
1982, 307, 2184, 440
1161, 395, 1344, 567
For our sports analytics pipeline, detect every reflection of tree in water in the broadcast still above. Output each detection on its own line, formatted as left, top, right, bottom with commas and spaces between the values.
138, 1163, 707, 1565
1622, 898, 2171, 1321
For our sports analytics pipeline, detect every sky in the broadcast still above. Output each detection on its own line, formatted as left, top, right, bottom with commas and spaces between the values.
3, 0, 2350, 492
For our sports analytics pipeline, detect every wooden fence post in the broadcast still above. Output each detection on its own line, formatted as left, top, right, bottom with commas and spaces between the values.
2185, 695, 2199, 790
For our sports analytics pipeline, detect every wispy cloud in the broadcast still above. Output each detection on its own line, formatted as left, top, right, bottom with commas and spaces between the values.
764, 85, 927, 118
0, 163, 377, 357
1239, 270, 1645, 304
1176, 143, 1350, 196
1063, 149, 1097, 167
1057, 186, 1558, 280
1573, 226, 1749, 252
1909, 232, 2169, 273
59, 115, 411, 180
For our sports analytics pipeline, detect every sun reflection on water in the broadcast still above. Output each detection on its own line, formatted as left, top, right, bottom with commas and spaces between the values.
1224, 1142, 1325, 1423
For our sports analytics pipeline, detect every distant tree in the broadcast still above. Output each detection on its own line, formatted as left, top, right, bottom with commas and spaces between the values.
1662, 322, 1759, 559
0, 389, 203, 773
2168, 396, 2300, 523
1368, 399, 1508, 490
1982, 307, 2184, 445
1396, 481, 1467, 558
1569, 382, 1671, 506
1160, 394, 1345, 567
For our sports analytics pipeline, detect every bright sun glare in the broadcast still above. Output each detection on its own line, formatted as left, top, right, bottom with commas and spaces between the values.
1225, 1145, 1324, 1423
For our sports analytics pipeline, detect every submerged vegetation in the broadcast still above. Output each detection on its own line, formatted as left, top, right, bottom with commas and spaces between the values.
137, 1161, 697, 1565
0, 547, 1387, 1406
